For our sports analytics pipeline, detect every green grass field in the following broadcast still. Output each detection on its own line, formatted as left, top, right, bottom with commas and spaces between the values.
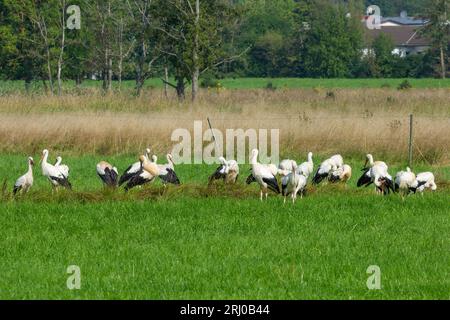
1, 154, 449, 299
1, 78, 450, 94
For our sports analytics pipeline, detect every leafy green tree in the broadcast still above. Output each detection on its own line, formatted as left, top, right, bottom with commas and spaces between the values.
238, 0, 298, 77
249, 31, 284, 77
372, 33, 396, 77
365, 0, 428, 17
421, 0, 449, 79
160, 0, 239, 101
302, 0, 363, 77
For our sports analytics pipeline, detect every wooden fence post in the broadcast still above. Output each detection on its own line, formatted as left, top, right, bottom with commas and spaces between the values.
408, 114, 413, 168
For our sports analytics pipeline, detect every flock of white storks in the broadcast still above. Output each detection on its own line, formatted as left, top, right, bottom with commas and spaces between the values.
12, 148, 437, 202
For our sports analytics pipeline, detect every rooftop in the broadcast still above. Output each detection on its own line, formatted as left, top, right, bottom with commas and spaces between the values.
365, 25, 430, 47
381, 16, 429, 26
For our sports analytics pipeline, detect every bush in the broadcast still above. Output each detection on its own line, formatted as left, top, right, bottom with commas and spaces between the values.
200, 77, 220, 88
325, 91, 336, 99
265, 82, 277, 91
397, 80, 412, 90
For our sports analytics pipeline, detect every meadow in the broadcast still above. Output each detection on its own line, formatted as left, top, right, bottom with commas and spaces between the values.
0, 83, 449, 299
0, 154, 449, 299
2, 78, 450, 94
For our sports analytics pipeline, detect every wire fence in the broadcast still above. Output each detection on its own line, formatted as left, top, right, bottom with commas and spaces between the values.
134, 115, 450, 121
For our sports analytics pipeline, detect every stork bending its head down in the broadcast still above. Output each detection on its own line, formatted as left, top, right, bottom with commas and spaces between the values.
413, 172, 437, 194
124, 154, 158, 191
209, 156, 239, 184
312, 154, 343, 184
119, 147, 151, 186
394, 167, 418, 196
357, 154, 394, 195
329, 164, 352, 183
96, 161, 119, 187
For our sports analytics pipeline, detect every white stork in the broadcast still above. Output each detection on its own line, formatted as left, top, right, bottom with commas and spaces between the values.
54, 156, 69, 178
54, 156, 62, 166
209, 156, 240, 184
330, 164, 352, 183
13, 157, 34, 195
152, 154, 181, 185
278, 159, 297, 176
124, 154, 159, 191
312, 154, 343, 184
119, 148, 151, 186
414, 172, 437, 193
96, 161, 119, 187
395, 167, 418, 195
357, 154, 394, 195
246, 149, 280, 201
281, 163, 307, 204
40, 149, 72, 190
296, 152, 314, 179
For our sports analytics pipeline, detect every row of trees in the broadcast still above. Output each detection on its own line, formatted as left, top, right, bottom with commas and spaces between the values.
235, 0, 448, 79
0, 0, 242, 100
0, 0, 448, 100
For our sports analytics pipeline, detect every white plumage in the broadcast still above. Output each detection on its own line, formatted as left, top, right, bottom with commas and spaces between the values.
119, 148, 151, 186
415, 172, 437, 193
329, 154, 344, 169
278, 159, 297, 172
54, 156, 62, 166
152, 154, 180, 185
40, 149, 72, 189
395, 167, 418, 195
281, 164, 307, 204
330, 164, 352, 183
296, 152, 314, 178
54, 156, 69, 177
13, 157, 34, 195
209, 156, 240, 184
246, 149, 280, 200
124, 154, 158, 191
357, 154, 394, 195
312, 154, 343, 184
96, 161, 119, 187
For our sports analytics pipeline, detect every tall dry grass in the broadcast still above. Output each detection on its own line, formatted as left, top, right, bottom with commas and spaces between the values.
0, 88, 449, 163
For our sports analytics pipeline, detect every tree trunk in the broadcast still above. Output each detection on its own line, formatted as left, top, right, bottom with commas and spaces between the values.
118, 18, 124, 91
440, 45, 446, 79
57, 60, 63, 96
57, 0, 66, 96
108, 56, 113, 92
76, 75, 82, 87
136, 77, 144, 96
36, 17, 53, 95
164, 65, 169, 98
46, 47, 54, 95
135, 36, 147, 96
191, 0, 200, 102
102, 1, 113, 94
118, 58, 123, 90
103, 48, 112, 93
176, 76, 185, 100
